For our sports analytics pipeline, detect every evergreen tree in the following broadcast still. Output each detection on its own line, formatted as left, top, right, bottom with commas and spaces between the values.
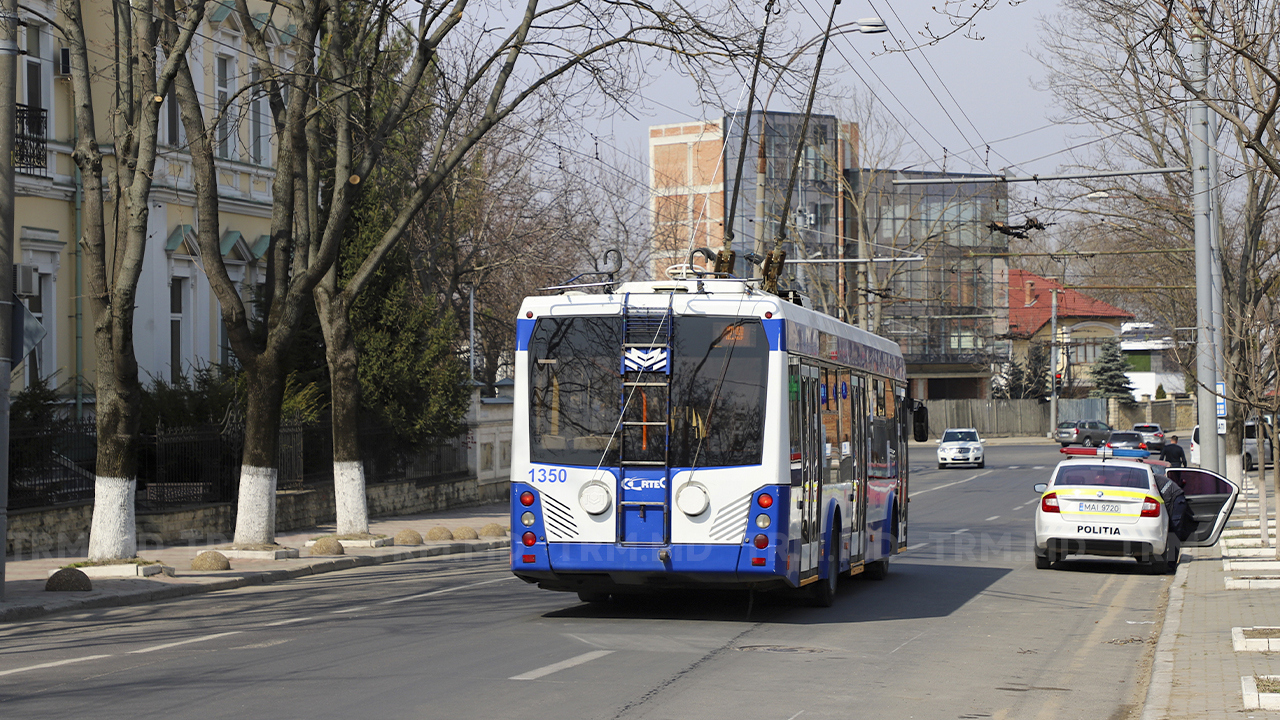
994, 360, 1026, 399
1090, 340, 1136, 398
1025, 343, 1050, 398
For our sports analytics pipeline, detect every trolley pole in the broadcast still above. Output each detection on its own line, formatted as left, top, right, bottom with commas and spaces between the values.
0, 0, 19, 598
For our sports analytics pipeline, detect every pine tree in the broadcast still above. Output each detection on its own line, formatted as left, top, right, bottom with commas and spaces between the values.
994, 360, 1026, 399
1025, 343, 1050, 398
1089, 340, 1136, 398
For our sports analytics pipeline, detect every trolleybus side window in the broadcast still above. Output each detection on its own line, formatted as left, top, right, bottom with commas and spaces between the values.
670, 317, 769, 468
528, 317, 622, 466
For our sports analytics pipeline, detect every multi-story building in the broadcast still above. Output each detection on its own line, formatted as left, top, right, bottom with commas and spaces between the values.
648, 114, 1011, 399
10, 0, 279, 412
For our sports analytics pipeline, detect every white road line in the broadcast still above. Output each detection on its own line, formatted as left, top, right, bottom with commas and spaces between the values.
127, 631, 242, 655
910, 470, 992, 498
985, 515, 1000, 522
0, 654, 113, 677
509, 650, 614, 681
264, 617, 312, 627
905, 543, 929, 552
950, 528, 971, 535
379, 576, 515, 605
331, 606, 368, 614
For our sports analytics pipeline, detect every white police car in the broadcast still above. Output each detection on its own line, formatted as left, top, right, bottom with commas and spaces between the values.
936, 427, 985, 469
1033, 447, 1238, 573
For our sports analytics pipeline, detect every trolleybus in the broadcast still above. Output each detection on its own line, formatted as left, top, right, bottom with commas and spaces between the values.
510, 275, 926, 605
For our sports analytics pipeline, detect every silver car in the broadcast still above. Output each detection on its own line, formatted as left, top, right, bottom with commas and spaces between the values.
1132, 424, 1166, 451
1056, 420, 1112, 447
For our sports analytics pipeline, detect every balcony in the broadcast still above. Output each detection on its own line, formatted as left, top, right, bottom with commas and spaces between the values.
15, 104, 48, 176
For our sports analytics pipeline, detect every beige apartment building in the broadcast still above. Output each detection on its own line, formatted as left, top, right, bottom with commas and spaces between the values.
11, 0, 284, 413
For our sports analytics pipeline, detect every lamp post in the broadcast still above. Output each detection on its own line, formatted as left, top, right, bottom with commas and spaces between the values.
0, 0, 17, 598
747, 18, 886, 315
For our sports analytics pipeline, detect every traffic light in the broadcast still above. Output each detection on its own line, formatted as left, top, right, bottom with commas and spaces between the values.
1054, 373, 1063, 393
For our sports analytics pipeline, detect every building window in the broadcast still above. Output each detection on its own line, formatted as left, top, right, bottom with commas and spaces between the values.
24, 274, 44, 386
216, 56, 234, 159
170, 278, 187, 381
250, 67, 269, 165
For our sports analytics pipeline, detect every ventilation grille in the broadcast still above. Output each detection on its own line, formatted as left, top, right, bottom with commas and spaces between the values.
543, 494, 579, 541
626, 313, 670, 345
709, 493, 751, 542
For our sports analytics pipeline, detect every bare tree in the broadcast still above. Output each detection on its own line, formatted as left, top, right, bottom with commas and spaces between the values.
58, 0, 207, 560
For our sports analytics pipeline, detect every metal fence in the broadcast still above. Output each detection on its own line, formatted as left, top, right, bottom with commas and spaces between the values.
921, 398, 1108, 438
9, 421, 468, 511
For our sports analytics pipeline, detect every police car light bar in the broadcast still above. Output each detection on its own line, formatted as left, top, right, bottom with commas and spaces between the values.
1060, 446, 1151, 459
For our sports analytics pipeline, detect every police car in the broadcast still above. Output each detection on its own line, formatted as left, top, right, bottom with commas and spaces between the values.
936, 427, 985, 469
1033, 447, 1239, 573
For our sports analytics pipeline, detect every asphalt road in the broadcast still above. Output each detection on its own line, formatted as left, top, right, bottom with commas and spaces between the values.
0, 442, 1167, 720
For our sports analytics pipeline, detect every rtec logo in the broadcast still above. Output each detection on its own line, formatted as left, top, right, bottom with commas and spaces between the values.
622, 478, 666, 491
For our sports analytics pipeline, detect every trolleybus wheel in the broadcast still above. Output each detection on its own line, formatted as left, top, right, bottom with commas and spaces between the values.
863, 558, 889, 580
812, 540, 839, 607
577, 590, 611, 604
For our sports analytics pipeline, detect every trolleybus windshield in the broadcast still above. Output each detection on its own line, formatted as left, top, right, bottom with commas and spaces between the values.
528, 315, 769, 468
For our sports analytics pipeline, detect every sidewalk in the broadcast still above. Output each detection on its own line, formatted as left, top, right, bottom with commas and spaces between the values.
1145, 475, 1280, 719
0, 502, 510, 622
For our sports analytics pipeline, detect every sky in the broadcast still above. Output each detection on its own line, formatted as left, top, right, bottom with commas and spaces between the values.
584, 0, 1073, 182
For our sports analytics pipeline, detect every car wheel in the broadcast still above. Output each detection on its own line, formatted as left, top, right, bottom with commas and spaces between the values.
1245, 454, 1254, 472
1034, 552, 1052, 570
1060, 443, 1070, 448
977, 460, 985, 469
938, 462, 945, 469
1083, 437, 1094, 448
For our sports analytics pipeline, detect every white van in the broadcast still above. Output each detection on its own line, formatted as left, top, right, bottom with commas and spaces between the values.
1190, 421, 1271, 470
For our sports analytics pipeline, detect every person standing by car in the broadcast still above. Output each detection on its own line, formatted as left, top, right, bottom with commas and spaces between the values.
1160, 436, 1187, 468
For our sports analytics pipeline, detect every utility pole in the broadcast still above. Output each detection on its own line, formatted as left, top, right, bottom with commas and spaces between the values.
1190, 7, 1221, 475
1049, 288, 1058, 436
0, 0, 19, 598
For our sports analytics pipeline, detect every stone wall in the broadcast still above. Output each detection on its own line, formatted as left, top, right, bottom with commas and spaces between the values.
7, 473, 508, 558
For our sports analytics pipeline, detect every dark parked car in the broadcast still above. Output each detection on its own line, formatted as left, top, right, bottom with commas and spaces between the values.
1105, 430, 1147, 451
1056, 420, 1112, 447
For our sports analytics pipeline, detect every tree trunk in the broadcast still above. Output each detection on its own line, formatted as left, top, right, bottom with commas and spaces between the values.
315, 277, 369, 535
1260, 451, 1270, 548
232, 357, 287, 546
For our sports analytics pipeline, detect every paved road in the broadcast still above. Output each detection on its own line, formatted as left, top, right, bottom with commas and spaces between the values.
0, 443, 1167, 720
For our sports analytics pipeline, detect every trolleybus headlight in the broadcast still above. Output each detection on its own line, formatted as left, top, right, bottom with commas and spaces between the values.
757, 493, 773, 509
579, 481, 612, 516
675, 483, 709, 516
753, 534, 768, 549
521, 511, 536, 527
755, 514, 771, 529
522, 531, 537, 547
520, 491, 535, 507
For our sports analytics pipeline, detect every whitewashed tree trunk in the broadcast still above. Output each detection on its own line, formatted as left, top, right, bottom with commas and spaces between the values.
88, 476, 137, 560
335, 461, 369, 536
233, 466, 278, 546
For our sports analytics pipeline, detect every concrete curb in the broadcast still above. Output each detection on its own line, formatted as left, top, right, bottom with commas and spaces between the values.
0, 539, 509, 623
1141, 550, 1191, 720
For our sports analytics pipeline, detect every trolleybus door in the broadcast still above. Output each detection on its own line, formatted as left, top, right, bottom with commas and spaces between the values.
790, 361, 824, 581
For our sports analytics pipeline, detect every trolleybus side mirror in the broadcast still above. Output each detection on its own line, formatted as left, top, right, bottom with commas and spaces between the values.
912, 404, 929, 443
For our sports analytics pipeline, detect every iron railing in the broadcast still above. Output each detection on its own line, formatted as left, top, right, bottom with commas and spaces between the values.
8, 421, 469, 511
15, 103, 48, 175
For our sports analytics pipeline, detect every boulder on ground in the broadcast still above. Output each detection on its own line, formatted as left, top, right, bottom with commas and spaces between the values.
45, 568, 92, 592
191, 551, 231, 571
479, 523, 508, 537
453, 526, 480, 540
310, 536, 345, 555
425, 526, 454, 541
394, 529, 423, 546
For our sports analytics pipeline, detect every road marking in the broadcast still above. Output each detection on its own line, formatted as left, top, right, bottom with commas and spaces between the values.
1016, 499, 1036, 509
264, 617, 312, 627
0, 654, 113, 677
510, 650, 614, 680
128, 631, 242, 655
950, 528, 971, 535
905, 543, 929, 552
380, 576, 515, 605
911, 470, 993, 498
889, 631, 927, 655
985, 515, 1000, 522
331, 606, 368, 614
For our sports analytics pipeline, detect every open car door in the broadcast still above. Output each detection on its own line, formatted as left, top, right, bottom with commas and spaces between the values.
1165, 468, 1239, 547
